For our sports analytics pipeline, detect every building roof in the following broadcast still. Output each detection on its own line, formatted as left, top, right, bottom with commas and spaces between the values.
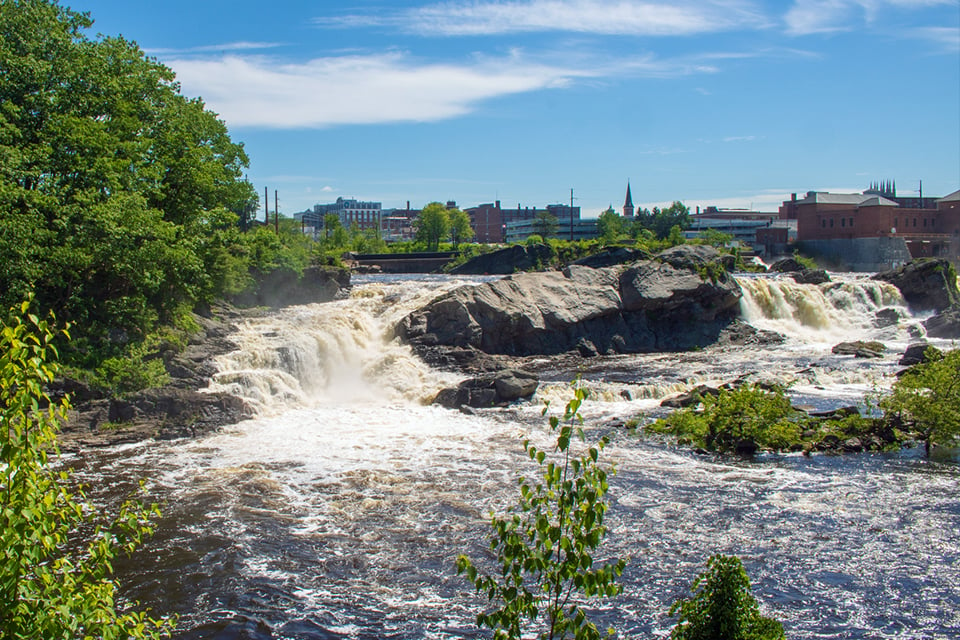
624, 182, 633, 208
939, 189, 960, 203
799, 191, 897, 207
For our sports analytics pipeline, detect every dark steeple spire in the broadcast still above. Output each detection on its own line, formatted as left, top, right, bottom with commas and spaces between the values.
623, 181, 634, 218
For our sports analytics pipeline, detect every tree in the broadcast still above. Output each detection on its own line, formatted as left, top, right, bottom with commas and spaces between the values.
881, 348, 960, 456
0, 300, 174, 638
456, 383, 625, 640
414, 202, 450, 251
635, 201, 690, 240
596, 208, 622, 245
533, 210, 559, 238
669, 555, 784, 640
323, 213, 341, 241
448, 207, 475, 249
0, 0, 256, 359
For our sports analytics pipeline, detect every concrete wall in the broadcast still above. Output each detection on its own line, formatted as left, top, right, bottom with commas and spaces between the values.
797, 237, 914, 272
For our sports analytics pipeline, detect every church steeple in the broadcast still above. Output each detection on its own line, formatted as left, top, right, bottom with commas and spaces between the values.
623, 181, 634, 218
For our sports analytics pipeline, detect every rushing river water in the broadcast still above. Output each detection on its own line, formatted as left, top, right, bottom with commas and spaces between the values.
74, 273, 959, 639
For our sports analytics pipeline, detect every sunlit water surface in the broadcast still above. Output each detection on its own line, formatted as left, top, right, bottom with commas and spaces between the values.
71, 273, 958, 639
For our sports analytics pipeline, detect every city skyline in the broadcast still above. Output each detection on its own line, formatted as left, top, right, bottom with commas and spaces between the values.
76, 0, 960, 217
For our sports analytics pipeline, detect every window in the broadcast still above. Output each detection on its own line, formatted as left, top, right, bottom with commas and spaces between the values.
849, 218, 854, 227
822, 219, 826, 228
829, 218, 834, 228
841, 218, 846, 228
913, 218, 917, 227
923, 218, 927, 228
894, 217, 898, 228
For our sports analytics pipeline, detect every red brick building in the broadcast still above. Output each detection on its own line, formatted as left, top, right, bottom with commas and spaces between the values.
782, 188, 960, 262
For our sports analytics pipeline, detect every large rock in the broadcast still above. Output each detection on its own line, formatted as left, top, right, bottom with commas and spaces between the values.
873, 259, 959, 312
899, 342, 942, 366
397, 253, 742, 356
791, 269, 831, 285
770, 257, 806, 272
433, 369, 539, 409
923, 306, 960, 339
448, 243, 554, 275
832, 341, 886, 358
232, 266, 350, 308
570, 246, 651, 269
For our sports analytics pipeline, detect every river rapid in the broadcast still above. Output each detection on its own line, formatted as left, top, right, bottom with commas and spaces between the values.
73, 273, 959, 639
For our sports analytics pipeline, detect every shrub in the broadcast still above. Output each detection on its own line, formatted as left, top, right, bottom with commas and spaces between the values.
669, 555, 784, 640
456, 383, 625, 639
0, 300, 174, 638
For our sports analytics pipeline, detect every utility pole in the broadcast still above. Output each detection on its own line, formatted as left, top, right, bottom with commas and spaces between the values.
274, 190, 279, 233
264, 186, 269, 224
570, 188, 575, 241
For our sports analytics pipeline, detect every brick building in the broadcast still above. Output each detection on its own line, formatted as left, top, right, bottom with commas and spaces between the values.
781, 185, 960, 269
465, 201, 581, 243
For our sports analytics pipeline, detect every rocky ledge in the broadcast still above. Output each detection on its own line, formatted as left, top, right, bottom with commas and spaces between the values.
396, 245, 742, 362
55, 267, 351, 449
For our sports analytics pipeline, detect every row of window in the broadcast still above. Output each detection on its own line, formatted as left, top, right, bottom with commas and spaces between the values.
820, 216, 942, 231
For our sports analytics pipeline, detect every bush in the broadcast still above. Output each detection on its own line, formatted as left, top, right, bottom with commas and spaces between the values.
0, 300, 174, 638
647, 385, 807, 453
456, 383, 625, 639
669, 555, 784, 640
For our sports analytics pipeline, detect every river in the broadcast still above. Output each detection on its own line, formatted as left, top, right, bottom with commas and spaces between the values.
73, 273, 959, 639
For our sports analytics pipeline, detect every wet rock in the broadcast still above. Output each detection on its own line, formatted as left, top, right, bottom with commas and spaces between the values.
231, 266, 350, 308
874, 307, 904, 328
899, 342, 942, 366
433, 369, 540, 409
873, 258, 958, 313
923, 306, 960, 339
660, 384, 721, 408
576, 338, 599, 357
791, 269, 831, 285
770, 257, 806, 272
831, 341, 886, 358
448, 243, 555, 275
656, 244, 724, 271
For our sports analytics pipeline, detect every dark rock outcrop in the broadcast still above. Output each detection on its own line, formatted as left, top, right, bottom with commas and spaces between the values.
831, 341, 886, 358
791, 269, 831, 285
873, 258, 959, 313
899, 342, 942, 366
770, 257, 806, 272
433, 369, 539, 410
398, 246, 742, 357
448, 243, 554, 275
570, 246, 651, 269
232, 266, 350, 308
923, 306, 960, 339
873, 307, 904, 328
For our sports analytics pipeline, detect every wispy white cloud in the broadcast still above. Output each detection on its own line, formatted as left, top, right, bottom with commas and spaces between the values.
315, 0, 770, 36
910, 25, 960, 52
722, 135, 758, 142
169, 49, 725, 129
144, 41, 284, 55
784, 0, 954, 35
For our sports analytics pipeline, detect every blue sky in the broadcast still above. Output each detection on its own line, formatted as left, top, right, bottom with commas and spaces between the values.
76, 0, 959, 218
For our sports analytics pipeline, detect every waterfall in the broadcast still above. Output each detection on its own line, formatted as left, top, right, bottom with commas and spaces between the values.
735, 274, 918, 344
204, 278, 470, 415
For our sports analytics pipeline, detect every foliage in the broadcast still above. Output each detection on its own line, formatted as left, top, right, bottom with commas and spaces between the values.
0, 0, 259, 369
881, 348, 960, 456
596, 208, 623, 245
414, 202, 452, 251
449, 207, 475, 249
669, 555, 784, 640
791, 250, 818, 270
0, 300, 173, 638
456, 383, 625, 639
633, 201, 690, 240
647, 385, 808, 453
695, 229, 734, 248
533, 210, 560, 238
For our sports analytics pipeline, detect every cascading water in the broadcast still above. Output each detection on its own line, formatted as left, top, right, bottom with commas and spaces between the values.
81, 274, 958, 639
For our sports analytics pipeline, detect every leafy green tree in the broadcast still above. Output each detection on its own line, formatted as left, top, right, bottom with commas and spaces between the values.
0, 301, 174, 638
596, 208, 622, 245
696, 228, 733, 248
0, 0, 255, 362
414, 202, 451, 251
635, 201, 690, 240
881, 348, 960, 456
449, 206, 475, 249
669, 555, 784, 640
456, 384, 625, 640
533, 210, 559, 238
